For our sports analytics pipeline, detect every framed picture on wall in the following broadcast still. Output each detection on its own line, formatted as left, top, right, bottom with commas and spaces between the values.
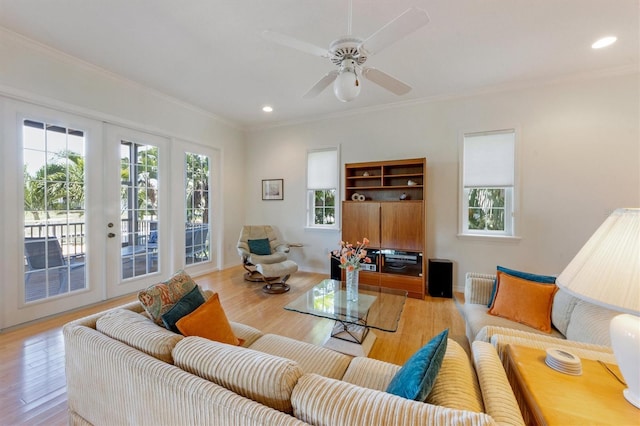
262, 179, 284, 200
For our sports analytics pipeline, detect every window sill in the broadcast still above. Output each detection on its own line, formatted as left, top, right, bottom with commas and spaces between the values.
305, 226, 340, 232
457, 233, 522, 243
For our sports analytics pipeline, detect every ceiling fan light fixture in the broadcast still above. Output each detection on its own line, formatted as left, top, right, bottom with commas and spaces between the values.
592, 36, 617, 49
333, 60, 361, 102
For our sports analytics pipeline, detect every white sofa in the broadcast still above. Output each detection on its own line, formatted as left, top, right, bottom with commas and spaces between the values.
64, 299, 526, 426
459, 272, 621, 362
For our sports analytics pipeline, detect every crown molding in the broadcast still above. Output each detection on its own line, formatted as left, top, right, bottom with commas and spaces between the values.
0, 26, 243, 131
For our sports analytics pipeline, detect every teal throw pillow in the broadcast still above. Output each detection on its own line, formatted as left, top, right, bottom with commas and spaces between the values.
487, 266, 556, 307
248, 238, 272, 255
386, 328, 449, 401
161, 285, 205, 333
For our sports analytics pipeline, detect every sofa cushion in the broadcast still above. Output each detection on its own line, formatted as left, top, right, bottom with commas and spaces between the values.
551, 289, 580, 336
176, 293, 241, 346
291, 374, 495, 426
386, 329, 448, 401
249, 334, 352, 379
229, 321, 264, 347
464, 304, 564, 342
96, 308, 183, 363
342, 356, 400, 391
565, 300, 620, 346
137, 270, 200, 324
161, 285, 205, 333
173, 336, 303, 414
489, 272, 558, 333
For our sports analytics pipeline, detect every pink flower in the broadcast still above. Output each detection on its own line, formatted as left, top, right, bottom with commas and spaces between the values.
330, 238, 370, 270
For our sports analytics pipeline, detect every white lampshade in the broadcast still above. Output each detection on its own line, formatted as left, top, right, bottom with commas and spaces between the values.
556, 208, 640, 408
556, 208, 639, 314
333, 64, 361, 102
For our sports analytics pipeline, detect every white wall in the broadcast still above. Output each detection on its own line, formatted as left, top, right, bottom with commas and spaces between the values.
245, 72, 640, 290
2, 27, 638, 293
0, 28, 247, 271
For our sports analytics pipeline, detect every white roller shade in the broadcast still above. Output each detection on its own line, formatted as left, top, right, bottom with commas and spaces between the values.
463, 130, 515, 188
307, 149, 338, 189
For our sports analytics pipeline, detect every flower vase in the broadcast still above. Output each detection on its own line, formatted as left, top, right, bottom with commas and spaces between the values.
346, 268, 359, 302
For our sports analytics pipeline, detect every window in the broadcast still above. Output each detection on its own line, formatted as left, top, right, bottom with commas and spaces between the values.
120, 141, 159, 278
184, 152, 210, 265
461, 130, 516, 236
307, 148, 339, 228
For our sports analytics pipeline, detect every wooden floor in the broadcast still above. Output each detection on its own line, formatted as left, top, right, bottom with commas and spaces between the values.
0, 265, 466, 426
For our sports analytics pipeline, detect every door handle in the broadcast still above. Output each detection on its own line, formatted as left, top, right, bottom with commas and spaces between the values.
108, 233, 116, 238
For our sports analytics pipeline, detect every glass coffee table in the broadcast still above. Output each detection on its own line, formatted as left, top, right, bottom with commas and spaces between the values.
284, 279, 408, 356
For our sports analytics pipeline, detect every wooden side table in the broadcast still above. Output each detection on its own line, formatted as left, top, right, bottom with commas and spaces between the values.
504, 344, 639, 426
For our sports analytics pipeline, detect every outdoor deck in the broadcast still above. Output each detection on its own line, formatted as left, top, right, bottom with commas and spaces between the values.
24, 257, 154, 302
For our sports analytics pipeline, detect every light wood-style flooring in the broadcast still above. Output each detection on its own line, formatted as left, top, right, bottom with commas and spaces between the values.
0, 265, 466, 426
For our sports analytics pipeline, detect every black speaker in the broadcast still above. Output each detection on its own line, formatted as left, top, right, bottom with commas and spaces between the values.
330, 256, 342, 281
428, 259, 453, 298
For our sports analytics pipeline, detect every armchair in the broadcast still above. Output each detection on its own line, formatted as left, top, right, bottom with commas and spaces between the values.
237, 225, 298, 293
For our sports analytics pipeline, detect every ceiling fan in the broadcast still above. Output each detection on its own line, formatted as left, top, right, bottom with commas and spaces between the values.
262, 1, 430, 102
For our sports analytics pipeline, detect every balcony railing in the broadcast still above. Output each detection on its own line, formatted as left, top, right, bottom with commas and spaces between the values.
23, 219, 156, 258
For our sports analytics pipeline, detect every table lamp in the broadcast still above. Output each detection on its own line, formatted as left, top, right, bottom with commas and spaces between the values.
556, 208, 640, 408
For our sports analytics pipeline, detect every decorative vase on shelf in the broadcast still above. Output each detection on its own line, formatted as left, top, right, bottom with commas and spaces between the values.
346, 268, 359, 302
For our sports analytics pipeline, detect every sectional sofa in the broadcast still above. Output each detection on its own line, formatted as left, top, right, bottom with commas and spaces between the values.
459, 272, 620, 362
63, 296, 526, 425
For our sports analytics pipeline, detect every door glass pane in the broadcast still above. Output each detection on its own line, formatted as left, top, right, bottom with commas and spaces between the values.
120, 141, 159, 278
185, 152, 210, 264
23, 120, 87, 302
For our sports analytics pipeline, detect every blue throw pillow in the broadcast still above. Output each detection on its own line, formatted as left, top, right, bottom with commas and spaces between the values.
161, 285, 205, 333
248, 238, 272, 255
386, 328, 449, 401
487, 266, 556, 307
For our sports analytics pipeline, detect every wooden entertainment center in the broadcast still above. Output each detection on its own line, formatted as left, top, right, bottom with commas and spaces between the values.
341, 158, 426, 299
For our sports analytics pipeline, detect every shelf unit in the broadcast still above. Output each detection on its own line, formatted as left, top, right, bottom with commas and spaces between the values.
342, 158, 427, 299
345, 158, 425, 202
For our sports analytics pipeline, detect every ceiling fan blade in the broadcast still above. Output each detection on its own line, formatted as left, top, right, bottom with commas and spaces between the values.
362, 68, 412, 95
303, 70, 339, 98
262, 30, 329, 57
359, 7, 430, 55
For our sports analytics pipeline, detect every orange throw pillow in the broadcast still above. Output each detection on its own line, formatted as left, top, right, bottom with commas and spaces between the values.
176, 293, 240, 345
488, 271, 558, 333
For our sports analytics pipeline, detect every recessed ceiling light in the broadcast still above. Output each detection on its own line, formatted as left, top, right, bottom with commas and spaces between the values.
262, 105, 273, 113
592, 36, 617, 49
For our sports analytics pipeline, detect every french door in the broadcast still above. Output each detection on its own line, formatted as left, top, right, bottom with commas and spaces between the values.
1, 101, 217, 329
2, 101, 104, 328
104, 125, 170, 298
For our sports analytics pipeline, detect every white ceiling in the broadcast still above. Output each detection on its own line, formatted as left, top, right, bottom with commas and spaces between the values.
0, 0, 638, 129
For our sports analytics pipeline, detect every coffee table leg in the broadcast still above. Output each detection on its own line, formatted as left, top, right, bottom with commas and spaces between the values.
324, 323, 377, 357
331, 321, 369, 344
